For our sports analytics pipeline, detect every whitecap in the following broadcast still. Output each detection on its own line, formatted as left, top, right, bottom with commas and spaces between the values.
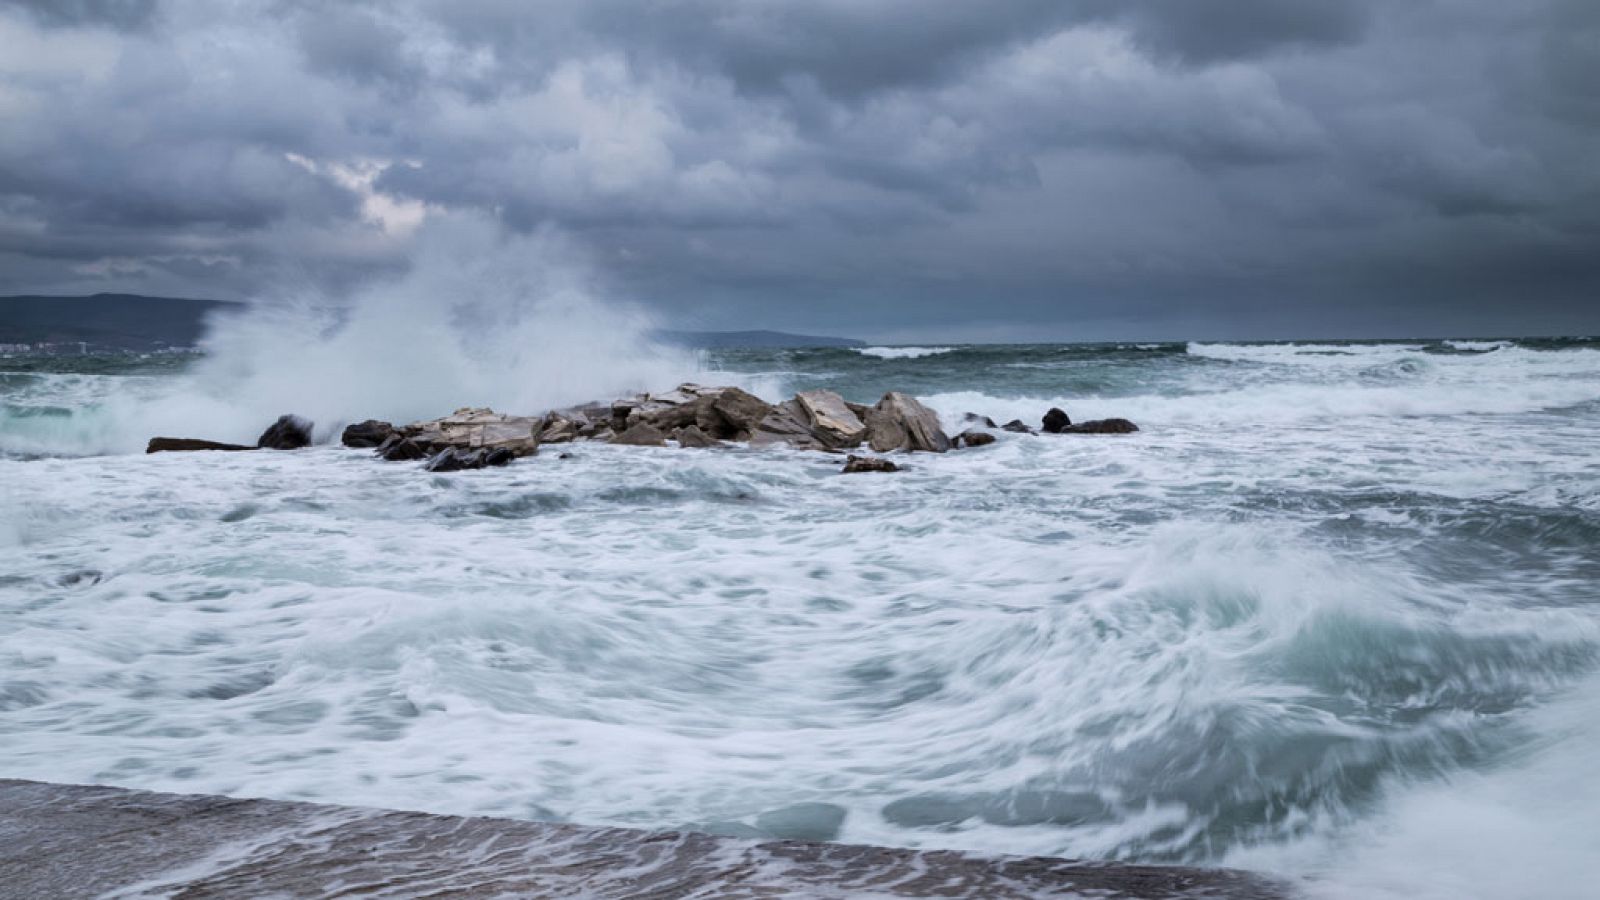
855, 346, 955, 360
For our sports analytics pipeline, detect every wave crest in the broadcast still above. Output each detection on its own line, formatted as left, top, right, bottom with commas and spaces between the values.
856, 346, 955, 360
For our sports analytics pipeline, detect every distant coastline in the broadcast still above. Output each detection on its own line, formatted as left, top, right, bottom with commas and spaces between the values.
0, 294, 864, 352
0, 293, 239, 351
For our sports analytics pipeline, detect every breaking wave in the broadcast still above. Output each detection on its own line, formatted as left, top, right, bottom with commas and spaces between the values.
856, 346, 955, 360
0, 217, 698, 456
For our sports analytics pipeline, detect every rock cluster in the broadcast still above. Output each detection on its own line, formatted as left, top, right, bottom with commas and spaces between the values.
612, 384, 771, 445
145, 385, 1139, 471
147, 413, 312, 454
1037, 406, 1139, 435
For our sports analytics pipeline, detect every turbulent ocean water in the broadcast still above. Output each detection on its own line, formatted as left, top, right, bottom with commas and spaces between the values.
3, 331, 1599, 898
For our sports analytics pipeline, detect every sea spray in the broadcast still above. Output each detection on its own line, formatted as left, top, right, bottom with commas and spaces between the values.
0, 217, 700, 456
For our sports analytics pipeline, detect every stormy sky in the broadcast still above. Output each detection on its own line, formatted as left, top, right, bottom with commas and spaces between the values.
1, 0, 1596, 341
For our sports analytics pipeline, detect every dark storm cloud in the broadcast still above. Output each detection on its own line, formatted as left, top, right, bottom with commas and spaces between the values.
296, 7, 420, 89
3, 0, 158, 30
0, 0, 1595, 338
1112, 0, 1371, 64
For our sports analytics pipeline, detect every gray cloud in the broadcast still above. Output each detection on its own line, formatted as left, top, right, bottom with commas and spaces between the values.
1113, 0, 1371, 64
2, 0, 158, 30
0, 0, 1595, 339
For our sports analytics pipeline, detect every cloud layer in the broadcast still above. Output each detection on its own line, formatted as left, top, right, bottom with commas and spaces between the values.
1, 0, 1595, 339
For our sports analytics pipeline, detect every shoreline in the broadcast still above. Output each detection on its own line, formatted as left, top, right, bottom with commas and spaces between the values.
0, 778, 1292, 898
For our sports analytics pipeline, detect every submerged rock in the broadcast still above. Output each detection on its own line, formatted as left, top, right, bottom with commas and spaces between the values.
1041, 407, 1071, 434
866, 392, 950, 453
1064, 418, 1140, 434
842, 454, 900, 473
962, 413, 998, 428
1001, 419, 1034, 434
258, 415, 313, 450
881, 794, 977, 828
954, 430, 996, 448
424, 447, 515, 472
340, 420, 394, 448
146, 438, 255, 454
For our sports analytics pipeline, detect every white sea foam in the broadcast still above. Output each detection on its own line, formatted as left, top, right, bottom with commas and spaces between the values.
856, 346, 955, 360
3, 328, 1599, 896
1187, 342, 1431, 363
926, 342, 1600, 429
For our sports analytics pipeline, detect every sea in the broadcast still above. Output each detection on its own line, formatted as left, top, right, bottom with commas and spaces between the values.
3, 319, 1599, 898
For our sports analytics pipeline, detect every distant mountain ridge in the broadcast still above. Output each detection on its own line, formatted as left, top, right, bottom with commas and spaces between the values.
0, 294, 864, 352
0, 293, 240, 349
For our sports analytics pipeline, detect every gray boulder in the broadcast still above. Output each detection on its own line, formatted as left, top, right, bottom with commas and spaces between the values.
610, 423, 668, 446
866, 392, 950, 453
615, 384, 773, 442
400, 408, 541, 457
751, 399, 829, 451
702, 387, 771, 439
795, 389, 867, 448
537, 415, 583, 444
672, 425, 718, 448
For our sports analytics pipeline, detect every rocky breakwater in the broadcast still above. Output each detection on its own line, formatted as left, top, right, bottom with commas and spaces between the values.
145, 385, 1138, 474
359, 384, 966, 474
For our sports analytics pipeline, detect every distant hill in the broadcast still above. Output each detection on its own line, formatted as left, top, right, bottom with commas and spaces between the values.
0, 294, 241, 350
0, 294, 864, 352
655, 329, 865, 349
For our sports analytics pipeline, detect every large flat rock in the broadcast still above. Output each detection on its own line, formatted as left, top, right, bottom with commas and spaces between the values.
0, 779, 1291, 899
